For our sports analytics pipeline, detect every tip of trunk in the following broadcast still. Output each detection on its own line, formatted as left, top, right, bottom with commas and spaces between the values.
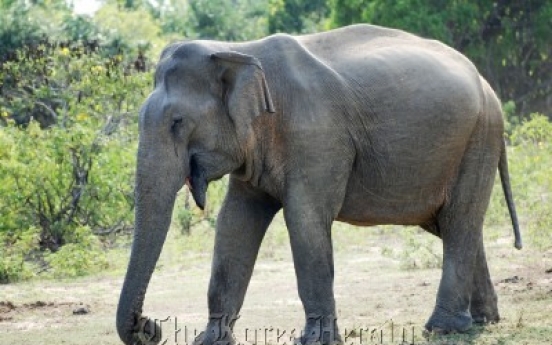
117, 311, 163, 345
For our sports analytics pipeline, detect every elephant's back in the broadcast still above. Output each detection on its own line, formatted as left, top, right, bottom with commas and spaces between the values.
296, 24, 424, 54
296, 24, 454, 62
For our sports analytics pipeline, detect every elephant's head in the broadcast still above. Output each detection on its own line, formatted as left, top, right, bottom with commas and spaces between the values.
116, 42, 274, 345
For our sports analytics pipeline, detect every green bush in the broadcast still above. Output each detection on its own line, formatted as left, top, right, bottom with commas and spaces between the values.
0, 227, 40, 283
486, 111, 552, 250
0, 4, 44, 61
510, 113, 552, 146
5, 121, 104, 225
44, 226, 109, 278
0, 109, 137, 253
0, 44, 149, 282
506, 143, 552, 250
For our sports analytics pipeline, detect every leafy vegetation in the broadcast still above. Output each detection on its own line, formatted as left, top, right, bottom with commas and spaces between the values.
487, 113, 552, 250
0, 43, 145, 281
0, 0, 550, 282
268, 0, 328, 34
0, 227, 40, 283
44, 225, 109, 278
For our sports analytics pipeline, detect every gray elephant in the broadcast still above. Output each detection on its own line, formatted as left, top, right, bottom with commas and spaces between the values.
116, 24, 522, 345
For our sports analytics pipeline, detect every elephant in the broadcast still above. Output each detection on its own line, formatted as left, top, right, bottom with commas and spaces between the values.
116, 24, 522, 345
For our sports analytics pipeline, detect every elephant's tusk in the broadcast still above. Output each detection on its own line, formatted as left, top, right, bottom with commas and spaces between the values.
186, 177, 193, 190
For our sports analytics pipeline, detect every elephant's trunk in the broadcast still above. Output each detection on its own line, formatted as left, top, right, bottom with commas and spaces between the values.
117, 152, 182, 345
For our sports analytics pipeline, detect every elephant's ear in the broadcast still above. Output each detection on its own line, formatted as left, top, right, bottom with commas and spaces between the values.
211, 51, 275, 141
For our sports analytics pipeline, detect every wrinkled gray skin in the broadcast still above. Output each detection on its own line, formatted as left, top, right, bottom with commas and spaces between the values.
116, 24, 522, 345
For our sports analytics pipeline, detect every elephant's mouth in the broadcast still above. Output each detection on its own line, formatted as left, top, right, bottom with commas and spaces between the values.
187, 155, 208, 210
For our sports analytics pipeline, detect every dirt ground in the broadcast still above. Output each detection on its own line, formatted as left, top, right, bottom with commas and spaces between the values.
1, 225, 552, 345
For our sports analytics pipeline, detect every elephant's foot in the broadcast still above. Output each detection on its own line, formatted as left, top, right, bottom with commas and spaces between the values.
295, 315, 342, 345
470, 305, 500, 324
425, 306, 472, 334
193, 331, 236, 345
133, 316, 163, 345
193, 314, 237, 345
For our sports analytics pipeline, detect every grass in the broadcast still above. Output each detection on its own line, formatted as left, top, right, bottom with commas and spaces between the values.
2, 215, 551, 345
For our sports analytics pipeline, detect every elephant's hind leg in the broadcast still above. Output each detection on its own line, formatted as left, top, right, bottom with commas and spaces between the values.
425, 122, 501, 333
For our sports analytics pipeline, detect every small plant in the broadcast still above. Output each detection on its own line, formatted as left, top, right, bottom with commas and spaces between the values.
400, 231, 442, 270
0, 227, 40, 283
382, 227, 442, 270
516, 309, 525, 329
176, 199, 194, 236
44, 226, 109, 278
510, 113, 552, 146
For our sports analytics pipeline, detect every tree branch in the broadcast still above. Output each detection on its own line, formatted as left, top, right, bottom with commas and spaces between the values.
34, 101, 58, 122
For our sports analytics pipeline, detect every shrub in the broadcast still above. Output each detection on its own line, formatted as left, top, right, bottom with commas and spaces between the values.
0, 227, 40, 283
0, 110, 136, 252
0, 4, 44, 62
44, 226, 109, 278
0, 44, 149, 281
510, 113, 552, 146
486, 112, 552, 250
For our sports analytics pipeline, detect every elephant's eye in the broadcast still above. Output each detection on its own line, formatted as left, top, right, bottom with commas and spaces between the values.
171, 118, 183, 132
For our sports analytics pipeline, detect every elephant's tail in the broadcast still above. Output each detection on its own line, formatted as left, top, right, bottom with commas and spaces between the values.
499, 140, 522, 249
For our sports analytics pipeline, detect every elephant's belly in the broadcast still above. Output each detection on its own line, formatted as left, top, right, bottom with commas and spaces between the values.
336, 173, 447, 226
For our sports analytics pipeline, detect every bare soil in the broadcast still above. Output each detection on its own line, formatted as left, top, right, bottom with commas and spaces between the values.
1, 226, 551, 345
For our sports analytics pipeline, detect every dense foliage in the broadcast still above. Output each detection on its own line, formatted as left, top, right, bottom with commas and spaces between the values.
0, 43, 148, 281
0, 0, 550, 282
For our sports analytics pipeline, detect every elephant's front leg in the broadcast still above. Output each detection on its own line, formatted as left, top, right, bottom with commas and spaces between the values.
284, 174, 350, 345
196, 178, 280, 345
